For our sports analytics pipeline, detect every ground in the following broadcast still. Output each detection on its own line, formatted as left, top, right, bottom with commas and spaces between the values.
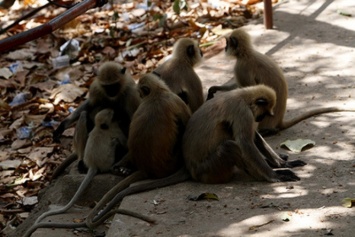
6, 0, 355, 236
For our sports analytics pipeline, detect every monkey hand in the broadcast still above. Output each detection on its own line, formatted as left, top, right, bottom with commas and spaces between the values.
207, 86, 217, 100
285, 160, 307, 168
274, 169, 300, 182
111, 165, 133, 177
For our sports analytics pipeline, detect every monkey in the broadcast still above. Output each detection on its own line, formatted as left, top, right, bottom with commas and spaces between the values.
53, 61, 140, 140
185, 84, 306, 184
81, 72, 192, 229
207, 28, 355, 135
51, 110, 88, 180
154, 38, 204, 113
25, 109, 128, 237
52, 61, 140, 172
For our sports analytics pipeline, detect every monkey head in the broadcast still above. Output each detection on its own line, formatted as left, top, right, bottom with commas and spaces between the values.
94, 109, 114, 130
98, 62, 127, 97
172, 38, 203, 66
245, 85, 276, 123
138, 73, 169, 99
225, 28, 253, 58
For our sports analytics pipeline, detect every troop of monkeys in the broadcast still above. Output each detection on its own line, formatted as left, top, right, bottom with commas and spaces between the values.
24, 28, 355, 236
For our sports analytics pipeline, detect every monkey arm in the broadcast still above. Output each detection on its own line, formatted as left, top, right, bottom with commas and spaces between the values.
207, 83, 238, 100
53, 100, 90, 141
254, 132, 286, 168
51, 153, 78, 181
239, 140, 279, 182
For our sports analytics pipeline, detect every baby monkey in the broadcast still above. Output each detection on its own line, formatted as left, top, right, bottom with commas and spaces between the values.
25, 109, 127, 236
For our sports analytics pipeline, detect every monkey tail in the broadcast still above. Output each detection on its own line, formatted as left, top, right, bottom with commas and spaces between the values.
280, 106, 355, 130
35, 168, 97, 224
87, 168, 190, 229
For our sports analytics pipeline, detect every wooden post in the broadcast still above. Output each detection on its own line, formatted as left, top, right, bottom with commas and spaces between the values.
263, 0, 273, 29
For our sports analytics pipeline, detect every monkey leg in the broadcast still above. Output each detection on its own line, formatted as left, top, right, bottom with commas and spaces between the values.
190, 140, 240, 184
51, 153, 78, 181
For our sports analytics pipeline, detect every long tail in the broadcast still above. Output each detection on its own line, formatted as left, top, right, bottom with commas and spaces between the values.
87, 168, 190, 228
36, 168, 96, 224
281, 107, 355, 130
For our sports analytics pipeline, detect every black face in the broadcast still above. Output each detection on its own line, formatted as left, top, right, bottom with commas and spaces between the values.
225, 36, 238, 52
102, 82, 121, 97
187, 44, 195, 58
100, 123, 109, 130
255, 113, 266, 122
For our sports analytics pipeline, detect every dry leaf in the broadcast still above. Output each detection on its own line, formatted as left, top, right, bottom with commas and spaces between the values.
50, 84, 87, 105
0, 160, 22, 169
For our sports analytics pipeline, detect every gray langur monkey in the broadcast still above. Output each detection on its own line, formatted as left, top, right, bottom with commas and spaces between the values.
154, 38, 204, 113
25, 109, 128, 237
185, 84, 306, 184
83, 72, 192, 229
52, 61, 140, 172
53, 61, 140, 140
207, 28, 355, 135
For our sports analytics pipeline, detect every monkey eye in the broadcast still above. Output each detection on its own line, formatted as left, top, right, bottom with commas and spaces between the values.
100, 124, 109, 130
120, 67, 126, 74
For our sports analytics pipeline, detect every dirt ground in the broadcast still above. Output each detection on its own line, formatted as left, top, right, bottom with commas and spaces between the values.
9, 0, 355, 236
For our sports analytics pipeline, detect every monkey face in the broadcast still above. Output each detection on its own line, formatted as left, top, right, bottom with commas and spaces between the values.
253, 96, 275, 123
102, 82, 121, 97
225, 36, 238, 56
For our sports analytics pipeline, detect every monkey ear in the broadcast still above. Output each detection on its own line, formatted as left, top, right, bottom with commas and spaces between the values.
230, 36, 238, 48
256, 98, 268, 106
121, 67, 126, 74
140, 86, 150, 97
187, 45, 195, 58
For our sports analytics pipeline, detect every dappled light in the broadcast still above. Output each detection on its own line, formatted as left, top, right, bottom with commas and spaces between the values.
1, 0, 355, 236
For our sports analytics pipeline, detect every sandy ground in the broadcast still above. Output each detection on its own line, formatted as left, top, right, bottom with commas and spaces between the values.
108, 1, 355, 236
10, 0, 355, 236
